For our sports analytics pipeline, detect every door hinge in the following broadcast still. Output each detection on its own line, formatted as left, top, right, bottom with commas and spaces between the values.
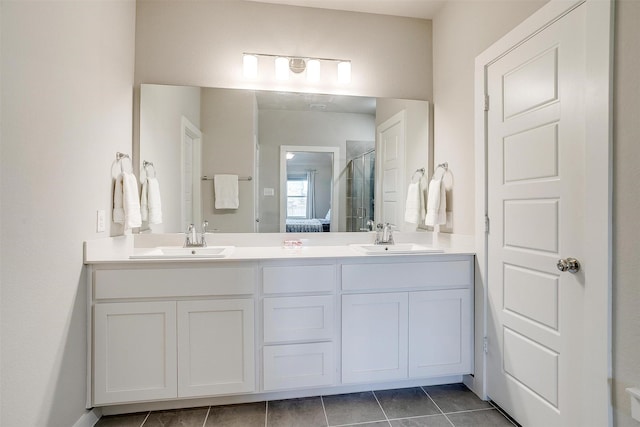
483, 337, 489, 354
484, 94, 490, 112
485, 215, 490, 234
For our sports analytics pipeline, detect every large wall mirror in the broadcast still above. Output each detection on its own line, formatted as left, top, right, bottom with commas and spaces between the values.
139, 84, 430, 233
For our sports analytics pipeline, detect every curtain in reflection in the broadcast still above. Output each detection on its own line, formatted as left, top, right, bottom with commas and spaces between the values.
306, 170, 317, 219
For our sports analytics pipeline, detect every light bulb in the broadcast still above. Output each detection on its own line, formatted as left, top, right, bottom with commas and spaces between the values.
306, 59, 320, 83
243, 54, 258, 79
275, 57, 289, 80
338, 61, 351, 84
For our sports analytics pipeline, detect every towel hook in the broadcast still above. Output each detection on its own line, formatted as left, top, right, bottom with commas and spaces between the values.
411, 167, 425, 183
143, 160, 157, 179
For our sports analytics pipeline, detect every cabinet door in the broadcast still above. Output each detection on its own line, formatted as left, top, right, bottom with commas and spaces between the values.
342, 293, 408, 383
94, 301, 177, 405
409, 289, 472, 377
177, 299, 255, 397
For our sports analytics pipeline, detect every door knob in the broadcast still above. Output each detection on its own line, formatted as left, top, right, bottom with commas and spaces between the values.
557, 257, 581, 274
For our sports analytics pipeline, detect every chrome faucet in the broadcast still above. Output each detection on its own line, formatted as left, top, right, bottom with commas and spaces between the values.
375, 222, 395, 245
184, 221, 209, 247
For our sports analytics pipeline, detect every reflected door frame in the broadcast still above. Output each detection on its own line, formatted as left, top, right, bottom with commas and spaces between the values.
181, 116, 202, 231
279, 146, 340, 233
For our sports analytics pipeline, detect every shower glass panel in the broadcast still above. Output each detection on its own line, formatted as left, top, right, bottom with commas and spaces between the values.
347, 150, 375, 231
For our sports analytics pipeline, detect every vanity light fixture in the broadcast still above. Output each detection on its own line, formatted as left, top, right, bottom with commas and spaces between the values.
242, 53, 351, 84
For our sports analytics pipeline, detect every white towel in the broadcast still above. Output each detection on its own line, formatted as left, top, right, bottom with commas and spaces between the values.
425, 178, 446, 226
214, 174, 239, 209
404, 182, 421, 224
405, 177, 428, 224
141, 177, 162, 224
113, 172, 141, 229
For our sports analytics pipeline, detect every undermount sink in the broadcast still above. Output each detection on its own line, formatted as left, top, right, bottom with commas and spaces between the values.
350, 243, 444, 255
129, 246, 234, 259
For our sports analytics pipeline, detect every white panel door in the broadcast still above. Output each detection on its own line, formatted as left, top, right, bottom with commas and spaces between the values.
409, 289, 471, 378
94, 302, 177, 405
342, 293, 408, 383
486, 5, 587, 426
376, 111, 405, 226
177, 299, 255, 397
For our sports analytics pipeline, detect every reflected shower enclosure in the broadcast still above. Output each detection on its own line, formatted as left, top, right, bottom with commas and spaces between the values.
346, 150, 375, 231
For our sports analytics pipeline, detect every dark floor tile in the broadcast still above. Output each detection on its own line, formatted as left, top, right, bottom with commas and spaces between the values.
375, 387, 441, 419
95, 412, 148, 427
390, 415, 452, 427
205, 402, 265, 427
423, 384, 492, 413
322, 392, 386, 426
144, 407, 209, 427
267, 397, 327, 427
447, 409, 513, 427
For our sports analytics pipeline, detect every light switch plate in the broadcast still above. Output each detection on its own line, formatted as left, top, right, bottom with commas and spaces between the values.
264, 188, 275, 196
96, 210, 106, 232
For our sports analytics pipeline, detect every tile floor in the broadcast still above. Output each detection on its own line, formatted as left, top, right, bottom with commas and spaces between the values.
96, 383, 517, 427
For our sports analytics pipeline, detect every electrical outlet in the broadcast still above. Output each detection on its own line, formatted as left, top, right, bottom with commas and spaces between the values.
96, 210, 106, 233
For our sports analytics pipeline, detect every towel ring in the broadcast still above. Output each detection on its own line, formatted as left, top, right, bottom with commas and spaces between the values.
411, 168, 425, 183
143, 160, 157, 179
432, 162, 449, 180
115, 152, 133, 174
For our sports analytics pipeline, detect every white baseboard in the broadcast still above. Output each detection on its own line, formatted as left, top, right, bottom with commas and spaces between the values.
72, 408, 102, 427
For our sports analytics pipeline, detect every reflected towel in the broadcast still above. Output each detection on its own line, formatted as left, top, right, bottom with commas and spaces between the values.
404, 182, 421, 224
214, 174, 239, 209
141, 177, 162, 224
425, 178, 446, 226
114, 172, 141, 229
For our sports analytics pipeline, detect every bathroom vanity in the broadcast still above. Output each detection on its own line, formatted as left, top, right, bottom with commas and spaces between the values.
84, 235, 474, 412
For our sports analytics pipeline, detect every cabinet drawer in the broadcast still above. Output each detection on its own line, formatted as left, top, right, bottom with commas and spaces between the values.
263, 265, 335, 294
263, 342, 334, 391
94, 266, 256, 299
263, 296, 334, 343
342, 258, 473, 291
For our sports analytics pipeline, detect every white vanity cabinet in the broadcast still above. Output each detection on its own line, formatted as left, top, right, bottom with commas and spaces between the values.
261, 262, 337, 391
90, 264, 257, 406
341, 256, 473, 384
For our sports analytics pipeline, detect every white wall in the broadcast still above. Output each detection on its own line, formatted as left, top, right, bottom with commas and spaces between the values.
200, 88, 257, 233
432, 0, 547, 235
612, 1, 640, 425
139, 84, 201, 233
134, 0, 432, 100
0, 1, 136, 426
258, 110, 375, 232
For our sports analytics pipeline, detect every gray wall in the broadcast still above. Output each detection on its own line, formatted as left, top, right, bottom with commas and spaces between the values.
0, 1, 136, 425
612, 1, 640, 425
134, 0, 433, 100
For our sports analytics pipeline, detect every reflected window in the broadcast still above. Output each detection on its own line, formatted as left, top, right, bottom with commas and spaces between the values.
286, 175, 308, 218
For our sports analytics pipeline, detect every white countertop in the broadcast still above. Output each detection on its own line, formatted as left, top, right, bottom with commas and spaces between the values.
84, 232, 475, 264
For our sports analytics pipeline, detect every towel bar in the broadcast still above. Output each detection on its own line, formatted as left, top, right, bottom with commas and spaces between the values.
202, 175, 252, 181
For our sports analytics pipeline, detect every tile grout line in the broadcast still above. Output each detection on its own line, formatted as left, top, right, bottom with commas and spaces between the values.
139, 411, 151, 427
201, 406, 211, 427
420, 386, 456, 427
371, 390, 392, 427
489, 401, 519, 426
320, 395, 330, 427
331, 420, 391, 427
